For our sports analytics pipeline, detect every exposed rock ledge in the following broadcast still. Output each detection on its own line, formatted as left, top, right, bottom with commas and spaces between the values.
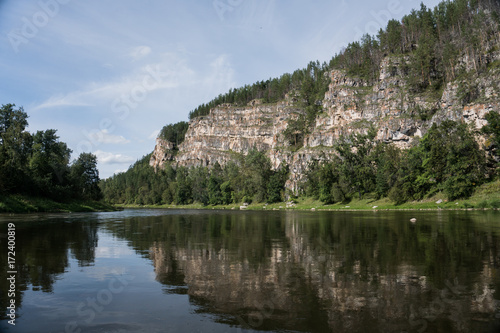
150, 55, 500, 193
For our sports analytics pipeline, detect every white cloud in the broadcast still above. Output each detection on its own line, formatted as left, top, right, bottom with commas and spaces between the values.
130, 46, 152, 60
94, 150, 135, 164
95, 246, 135, 260
113, 169, 128, 175
89, 129, 130, 144
31, 54, 194, 112
32, 93, 94, 111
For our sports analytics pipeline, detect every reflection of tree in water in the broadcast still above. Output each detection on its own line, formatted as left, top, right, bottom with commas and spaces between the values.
105, 210, 500, 332
70, 223, 98, 267
0, 218, 99, 320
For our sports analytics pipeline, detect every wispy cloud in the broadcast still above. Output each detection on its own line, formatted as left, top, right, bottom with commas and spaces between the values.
113, 169, 128, 175
130, 46, 152, 60
89, 130, 130, 144
31, 53, 196, 112
94, 150, 135, 164
31, 93, 94, 111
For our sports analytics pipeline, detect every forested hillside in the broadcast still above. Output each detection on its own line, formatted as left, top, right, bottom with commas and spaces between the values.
100, 0, 500, 207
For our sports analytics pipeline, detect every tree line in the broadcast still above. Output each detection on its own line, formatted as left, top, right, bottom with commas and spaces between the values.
0, 104, 102, 201
188, 60, 330, 120
331, 0, 500, 90
100, 150, 289, 206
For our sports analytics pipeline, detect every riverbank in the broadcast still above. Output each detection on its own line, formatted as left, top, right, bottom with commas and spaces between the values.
0, 194, 118, 214
116, 180, 500, 211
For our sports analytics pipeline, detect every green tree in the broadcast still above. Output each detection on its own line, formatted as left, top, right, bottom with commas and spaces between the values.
317, 162, 339, 204
267, 165, 289, 203
385, 19, 403, 54
175, 167, 192, 205
374, 143, 402, 198
208, 162, 223, 205
220, 181, 233, 204
392, 121, 487, 202
335, 127, 377, 199
190, 166, 209, 205
304, 159, 321, 199
70, 153, 102, 200
482, 111, 500, 157
29, 129, 72, 199
159, 121, 189, 147
283, 116, 306, 148
0, 104, 32, 193
241, 150, 272, 202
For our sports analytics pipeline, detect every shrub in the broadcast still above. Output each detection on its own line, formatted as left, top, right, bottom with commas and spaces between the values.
477, 200, 489, 208
490, 199, 500, 209
388, 186, 406, 205
242, 196, 253, 205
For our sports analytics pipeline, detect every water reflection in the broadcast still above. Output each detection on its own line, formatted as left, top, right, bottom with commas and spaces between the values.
1, 210, 500, 332
0, 214, 99, 320
102, 210, 500, 332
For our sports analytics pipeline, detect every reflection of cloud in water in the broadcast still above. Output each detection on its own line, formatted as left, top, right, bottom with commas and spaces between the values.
85, 266, 129, 281
94, 233, 135, 260
95, 246, 134, 259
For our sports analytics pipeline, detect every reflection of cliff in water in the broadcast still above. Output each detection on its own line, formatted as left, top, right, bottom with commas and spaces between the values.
145, 211, 500, 332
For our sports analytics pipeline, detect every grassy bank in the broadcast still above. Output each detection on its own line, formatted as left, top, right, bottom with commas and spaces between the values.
116, 179, 500, 211
0, 194, 118, 214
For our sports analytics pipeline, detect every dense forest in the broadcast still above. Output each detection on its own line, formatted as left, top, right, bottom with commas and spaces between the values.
100, 0, 500, 207
0, 104, 102, 201
305, 117, 499, 204
101, 150, 289, 205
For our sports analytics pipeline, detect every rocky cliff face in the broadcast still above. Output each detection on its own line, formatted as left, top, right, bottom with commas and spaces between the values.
150, 53, 500, 193
149, 138, 175, 171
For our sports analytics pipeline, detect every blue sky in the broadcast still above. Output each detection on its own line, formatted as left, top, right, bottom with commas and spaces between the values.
0, 0, 442, 178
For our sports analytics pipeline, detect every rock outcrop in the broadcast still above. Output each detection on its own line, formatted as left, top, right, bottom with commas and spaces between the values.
149, 138, 175, 171
150, 53, 500, 193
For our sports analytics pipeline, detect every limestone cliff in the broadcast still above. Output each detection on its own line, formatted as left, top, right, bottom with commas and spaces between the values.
149, 138, 175, 171
150, 53, 500, 193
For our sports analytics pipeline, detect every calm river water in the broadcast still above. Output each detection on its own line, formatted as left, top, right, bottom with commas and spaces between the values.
1, 209, 500, 332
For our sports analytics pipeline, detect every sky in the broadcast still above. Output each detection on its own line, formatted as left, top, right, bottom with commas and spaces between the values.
0, 0, 443, 179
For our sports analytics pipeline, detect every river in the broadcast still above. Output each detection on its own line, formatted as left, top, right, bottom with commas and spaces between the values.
1, 209, 500, 332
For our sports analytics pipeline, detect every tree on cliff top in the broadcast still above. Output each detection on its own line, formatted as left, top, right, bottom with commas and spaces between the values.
159, 121, 189, 147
